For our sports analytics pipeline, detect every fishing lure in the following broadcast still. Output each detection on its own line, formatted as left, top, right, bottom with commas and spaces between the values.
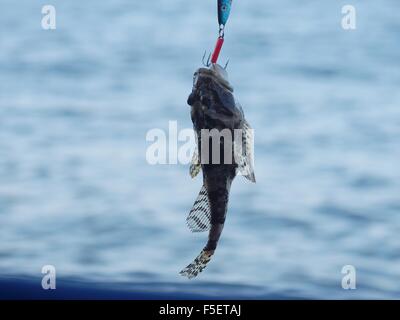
209, 0, 233, 65
218, 0, 233, 28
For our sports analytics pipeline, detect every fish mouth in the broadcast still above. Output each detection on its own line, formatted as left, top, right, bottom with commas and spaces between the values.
195, 67, 234, 92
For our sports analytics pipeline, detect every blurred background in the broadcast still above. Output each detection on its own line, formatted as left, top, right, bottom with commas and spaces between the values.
0, 0, 399, 299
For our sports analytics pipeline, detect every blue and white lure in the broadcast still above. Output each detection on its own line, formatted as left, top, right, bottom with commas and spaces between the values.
218, 0, 233, 29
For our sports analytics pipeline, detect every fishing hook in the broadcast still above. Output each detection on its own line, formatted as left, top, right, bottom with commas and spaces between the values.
202, 51, 212, 67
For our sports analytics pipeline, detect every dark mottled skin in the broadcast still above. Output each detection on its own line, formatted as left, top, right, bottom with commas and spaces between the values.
187, 67, 245, 253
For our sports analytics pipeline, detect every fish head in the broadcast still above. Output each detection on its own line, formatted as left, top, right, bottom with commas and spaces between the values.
187, 63, 234, 108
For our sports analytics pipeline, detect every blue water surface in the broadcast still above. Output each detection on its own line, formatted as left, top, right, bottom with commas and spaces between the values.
0, 0, 400, 299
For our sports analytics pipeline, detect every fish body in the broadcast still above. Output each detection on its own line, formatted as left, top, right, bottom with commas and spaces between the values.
180, 64, 255, 279
218, 0, 233, 26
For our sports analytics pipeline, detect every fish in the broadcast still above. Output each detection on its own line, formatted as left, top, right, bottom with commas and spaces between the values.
218, 0, 233, 27
179, 63, 256, 279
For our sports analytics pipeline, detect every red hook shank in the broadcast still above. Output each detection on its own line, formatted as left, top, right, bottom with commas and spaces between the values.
211, 36, 224, 64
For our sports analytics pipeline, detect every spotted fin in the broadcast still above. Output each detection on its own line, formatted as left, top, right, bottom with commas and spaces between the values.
235, 120, 256, 183
190, 132, 201, 178
186, 185, 211, 233
179, 250, 213, 279
189, 147, 201, 178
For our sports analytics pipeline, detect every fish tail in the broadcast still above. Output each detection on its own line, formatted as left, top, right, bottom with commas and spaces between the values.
179, 250, 214, 279
180, 224, 225, 279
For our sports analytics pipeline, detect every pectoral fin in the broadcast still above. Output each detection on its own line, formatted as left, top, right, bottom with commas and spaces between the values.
189, 147, 201, 178
235, 120, 256, 183
189, 132, 201, 178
